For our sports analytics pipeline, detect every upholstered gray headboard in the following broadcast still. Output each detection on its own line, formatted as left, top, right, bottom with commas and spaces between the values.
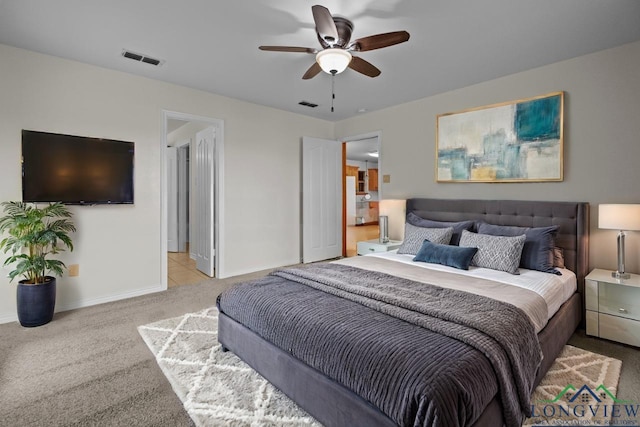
405, 198, 590, 297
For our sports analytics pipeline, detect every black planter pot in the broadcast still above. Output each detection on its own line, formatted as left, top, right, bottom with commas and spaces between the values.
17, 277, 56, 327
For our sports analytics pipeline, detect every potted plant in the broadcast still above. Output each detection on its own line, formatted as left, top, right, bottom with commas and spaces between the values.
0, 201, 75, 327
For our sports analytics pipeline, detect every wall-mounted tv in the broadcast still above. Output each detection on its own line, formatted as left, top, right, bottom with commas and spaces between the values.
22, 130, 134, 205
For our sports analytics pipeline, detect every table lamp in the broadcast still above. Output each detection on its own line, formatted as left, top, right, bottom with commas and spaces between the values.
379, 215, 389, 243
379, 199, 406, 242
599, 204, 640, 279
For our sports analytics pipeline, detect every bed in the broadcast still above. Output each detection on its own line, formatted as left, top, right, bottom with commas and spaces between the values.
217, 198, 589, 427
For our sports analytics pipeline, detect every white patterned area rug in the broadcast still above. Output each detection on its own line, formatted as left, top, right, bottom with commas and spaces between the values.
138, 307, 320, 426
139, 308, 623, 427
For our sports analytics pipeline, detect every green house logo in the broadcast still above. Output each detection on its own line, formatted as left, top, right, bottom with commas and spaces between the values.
530, 383, 639, 423
540, 383, 633, 404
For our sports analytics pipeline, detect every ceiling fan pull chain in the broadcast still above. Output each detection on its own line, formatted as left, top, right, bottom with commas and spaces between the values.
331, 72, 335, 112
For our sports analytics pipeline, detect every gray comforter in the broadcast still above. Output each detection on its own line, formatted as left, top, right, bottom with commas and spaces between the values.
217, 263, 542, 427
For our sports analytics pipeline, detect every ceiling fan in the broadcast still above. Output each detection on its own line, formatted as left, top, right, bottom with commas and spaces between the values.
259, 5, 410, 79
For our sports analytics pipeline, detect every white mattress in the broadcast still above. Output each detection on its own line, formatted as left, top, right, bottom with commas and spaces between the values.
366, 250, 577, 321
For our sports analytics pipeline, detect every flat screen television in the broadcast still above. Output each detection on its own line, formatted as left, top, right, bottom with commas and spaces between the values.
22, 130, 134, 205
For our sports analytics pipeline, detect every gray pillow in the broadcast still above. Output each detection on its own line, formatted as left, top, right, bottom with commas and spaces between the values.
459, 230, 526, 274
406, 212, 475, 245
476, 223, 560, 275
397, 223, 454, 255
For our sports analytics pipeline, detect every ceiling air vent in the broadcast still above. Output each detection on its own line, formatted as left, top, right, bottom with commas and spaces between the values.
298, 101, 318, 108
121, 49, 164, 67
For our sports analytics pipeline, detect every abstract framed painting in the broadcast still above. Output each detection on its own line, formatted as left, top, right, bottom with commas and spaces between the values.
436, 92, 564, 183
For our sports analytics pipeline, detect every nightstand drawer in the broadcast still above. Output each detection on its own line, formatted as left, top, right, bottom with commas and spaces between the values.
599, 313, 640, 347
598, 282, 640, 321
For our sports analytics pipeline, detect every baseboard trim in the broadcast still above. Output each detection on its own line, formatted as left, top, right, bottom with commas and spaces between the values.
0, 284, 164, 325
56, 284, 165, 313
0, 312, 17, 324
221, 259, 301, 279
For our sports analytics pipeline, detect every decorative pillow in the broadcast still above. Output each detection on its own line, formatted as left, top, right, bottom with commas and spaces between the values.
397, 223, 453, 255
553, 247, 565, 269
476, 223, 560, 275
413, 240, 478, 270
406, 212, 475, 245
459, 230, 526, 274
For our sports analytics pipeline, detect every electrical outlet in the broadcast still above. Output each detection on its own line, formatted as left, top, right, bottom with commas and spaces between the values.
383, 174, 391, 183
68, 264, 79, 277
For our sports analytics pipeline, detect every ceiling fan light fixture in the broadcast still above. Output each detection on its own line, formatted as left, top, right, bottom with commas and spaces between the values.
316, 48, 352, 75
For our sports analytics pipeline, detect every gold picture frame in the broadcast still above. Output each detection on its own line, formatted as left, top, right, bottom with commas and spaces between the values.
436, 91, 564, 183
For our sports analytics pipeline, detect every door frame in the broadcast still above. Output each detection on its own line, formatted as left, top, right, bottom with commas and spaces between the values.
161, 110, 226, 288
339, 131, 382, 257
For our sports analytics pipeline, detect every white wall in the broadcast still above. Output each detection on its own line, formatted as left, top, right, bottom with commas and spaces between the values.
0, 43, 333, 323
335, 40, 640, 274
3, 39, 640, 323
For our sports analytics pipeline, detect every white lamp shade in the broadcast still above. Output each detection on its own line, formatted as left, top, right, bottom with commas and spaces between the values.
379, 199, 406, 240
316, 48, 352, 75
599, 204, 640, 231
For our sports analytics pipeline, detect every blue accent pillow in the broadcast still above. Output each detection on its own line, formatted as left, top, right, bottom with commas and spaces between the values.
413, 240, 479, 270
476, 223, 560, 275
406, 212, 475, 245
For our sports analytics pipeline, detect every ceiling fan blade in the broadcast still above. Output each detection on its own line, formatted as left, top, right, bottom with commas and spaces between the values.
302, 62, 322, 80
259, 46, 317, 54
349, 31, 410, 52
348, 56, 381, 78
312, 5, 339, 45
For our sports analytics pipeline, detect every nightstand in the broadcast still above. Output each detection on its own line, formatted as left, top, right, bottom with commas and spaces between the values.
585, 268, 640, 347
356, 239, 402, 256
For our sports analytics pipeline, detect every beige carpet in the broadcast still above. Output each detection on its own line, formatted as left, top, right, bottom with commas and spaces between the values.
139, 308, 624, 427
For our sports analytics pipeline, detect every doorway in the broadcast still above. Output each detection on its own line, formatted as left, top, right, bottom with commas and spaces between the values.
341, 133, 381, 257
167, 136, 206, 287
161, 111, 225, 289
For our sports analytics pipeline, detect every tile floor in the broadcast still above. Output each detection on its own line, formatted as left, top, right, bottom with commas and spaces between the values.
167, 251, 211, 288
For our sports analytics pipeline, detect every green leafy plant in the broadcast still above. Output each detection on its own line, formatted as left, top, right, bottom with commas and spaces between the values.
0, 202, 75, 284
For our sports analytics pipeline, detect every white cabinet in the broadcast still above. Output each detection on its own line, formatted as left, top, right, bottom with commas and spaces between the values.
585, 268, 640, 347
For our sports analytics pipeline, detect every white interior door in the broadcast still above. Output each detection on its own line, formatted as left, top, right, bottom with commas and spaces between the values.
302, 136, 342, 263
194, 127, 215, 276
166, 146, 178, 252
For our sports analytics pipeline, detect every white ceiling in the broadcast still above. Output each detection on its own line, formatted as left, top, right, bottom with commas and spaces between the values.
346, 138, 379, 163
1, 1, 639, 122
